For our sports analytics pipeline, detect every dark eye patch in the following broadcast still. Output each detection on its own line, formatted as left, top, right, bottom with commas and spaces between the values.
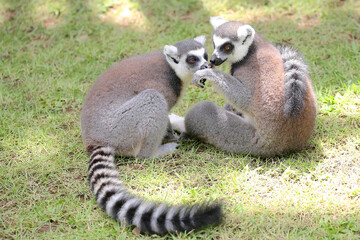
203, 52, 208, 61
220, 42, 234, 52
186, 55, 199, 64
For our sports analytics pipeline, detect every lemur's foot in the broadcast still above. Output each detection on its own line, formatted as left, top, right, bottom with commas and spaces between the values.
154, 142, 179, 158
179, 132, 190, 141
163, 133, 179, 144
169, 113, 185, 133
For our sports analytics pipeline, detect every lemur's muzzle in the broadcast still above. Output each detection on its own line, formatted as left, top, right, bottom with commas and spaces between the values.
210, 54, 226, 66
200, 62, 211, 70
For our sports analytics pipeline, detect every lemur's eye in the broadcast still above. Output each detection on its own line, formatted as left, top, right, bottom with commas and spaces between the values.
186, 56, 198, 64
221, 43, 234, 52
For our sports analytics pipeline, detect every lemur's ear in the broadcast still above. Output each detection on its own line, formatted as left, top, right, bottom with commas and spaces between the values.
194, 35, 206, 45
237, 25, 255, 45
163, 45, 179, 64
210, 16, 228, 30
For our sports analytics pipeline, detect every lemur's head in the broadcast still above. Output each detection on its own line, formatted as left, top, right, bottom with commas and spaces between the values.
163, 36, 210, 82
209, 16, 255, 66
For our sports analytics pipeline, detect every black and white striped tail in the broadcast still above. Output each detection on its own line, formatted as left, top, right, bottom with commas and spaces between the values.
276, 45, 309, 118
88, 146, 222, 235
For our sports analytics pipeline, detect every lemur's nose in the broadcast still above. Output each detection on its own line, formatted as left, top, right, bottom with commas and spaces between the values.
210, 54, 226, 66
200, 62, 210, 70
210, 55, 217, 64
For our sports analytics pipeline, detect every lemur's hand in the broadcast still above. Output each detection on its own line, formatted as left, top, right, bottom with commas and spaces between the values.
192, 69, 213, 88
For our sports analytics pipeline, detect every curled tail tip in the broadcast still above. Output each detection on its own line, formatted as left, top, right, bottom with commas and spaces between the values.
123, 201, 223, 235
284, 95, 306, 118
192, 202, 223, 227
135, 201, 223, 235
284, 76, 307, 118
284, 102, 304, 118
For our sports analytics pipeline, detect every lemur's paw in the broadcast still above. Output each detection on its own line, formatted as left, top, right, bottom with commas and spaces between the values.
162, 133, 179, 144
192, 69, 210, 88
199, 78, 206, 88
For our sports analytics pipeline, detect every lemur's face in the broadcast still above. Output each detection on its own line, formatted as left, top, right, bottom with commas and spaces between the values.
181, 48, 209, 72
164, 36, 210, 82
209, 17, 255, 66
210, 35, 238, 66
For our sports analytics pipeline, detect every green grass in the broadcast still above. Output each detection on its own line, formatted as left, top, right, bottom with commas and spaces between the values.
1, 0, 360, 239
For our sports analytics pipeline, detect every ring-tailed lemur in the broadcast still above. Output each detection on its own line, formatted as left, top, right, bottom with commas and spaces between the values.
180, 17, 317, 157
81, 37, 222, 235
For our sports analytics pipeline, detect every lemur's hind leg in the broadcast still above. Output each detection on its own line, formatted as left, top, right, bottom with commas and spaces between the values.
185, 101, 263, 155
107, 89, 177, 158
